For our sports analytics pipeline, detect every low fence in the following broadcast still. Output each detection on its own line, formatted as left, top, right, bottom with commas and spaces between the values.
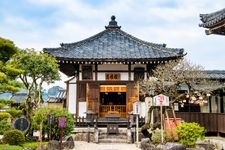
176, 112, 225, 134
74, 116, 145, 127
74, 113, 225, 134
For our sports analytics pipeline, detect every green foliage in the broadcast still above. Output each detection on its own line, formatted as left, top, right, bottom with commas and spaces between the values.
10, 49, 60, 86
31, 107, 74, 140
0, 119, 11, 134
0, 37, 22, 93
0, 99, 15, 105
151, 129, 163, 144
0, 142, 48, 150
0, 37, 18, 63
8, 49, 60, 126
0, 99, 15, 109
0, 112, 11, 134
32, 107, 49, 130
32, 107, 49, 143
2, 129, 25, 146
49, 108, 74, 140
176, 122, 205, 148
0, 112, 11, 120
0, 144, 23, 150
6, 107, 23, 118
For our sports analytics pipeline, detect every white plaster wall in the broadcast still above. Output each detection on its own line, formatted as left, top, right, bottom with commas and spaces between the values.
97, 73, 105, 80
131, 72, 134, 80
78, 102, 86, 117
98, 64, 128, 70
68, 82, 76, 115
121, 73, 129, 80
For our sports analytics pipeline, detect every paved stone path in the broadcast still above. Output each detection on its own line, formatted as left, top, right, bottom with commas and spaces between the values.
74, 141, 141, 150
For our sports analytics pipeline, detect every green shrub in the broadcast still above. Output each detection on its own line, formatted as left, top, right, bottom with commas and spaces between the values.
0, 112, 11, 120
151, 129, 163, 144
0, 118, 11, 134
6, 108, 23, 118
176, 122, 205, 148
2, 129, 25, 146
33, 108, 75, 141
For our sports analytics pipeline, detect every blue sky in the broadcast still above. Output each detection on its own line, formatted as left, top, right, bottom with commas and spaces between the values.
0, 0, 225, 87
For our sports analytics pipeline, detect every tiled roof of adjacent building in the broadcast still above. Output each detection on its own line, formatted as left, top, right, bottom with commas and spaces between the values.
199, 8, 225, 35
44, 16, 185, 62
47, 89, 66, 103
10, 92, 27, 103
205, 70, 225, 80
199, 8, 225, 28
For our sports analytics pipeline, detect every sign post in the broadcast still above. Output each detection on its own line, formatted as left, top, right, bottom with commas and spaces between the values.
160, 98, 163, 144
133, 101, 141, 146
153, 94, 169, 143
48, 114, 54, 141
58, 116, 67, 150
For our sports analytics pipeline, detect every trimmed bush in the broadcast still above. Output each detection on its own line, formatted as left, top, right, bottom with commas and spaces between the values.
37, 108, 75, 141
6, 108, 23, 118
0, 112, 11, 120
151, 129, 163, 144
0, 112, 11, 134
176, 122, 205, 148
0, 118, 11, 134
2, 129, 25, 146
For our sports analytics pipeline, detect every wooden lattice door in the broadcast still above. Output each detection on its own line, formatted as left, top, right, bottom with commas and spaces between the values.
86, 83, 99, 114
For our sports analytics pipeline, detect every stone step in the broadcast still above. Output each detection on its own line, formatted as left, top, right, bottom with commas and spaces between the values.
99, 134, 127, 140
98, 138, 128, 143
98, 129, 128, 134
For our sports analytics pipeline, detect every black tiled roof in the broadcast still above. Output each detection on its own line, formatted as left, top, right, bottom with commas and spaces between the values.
44, 16, 184, 62
47, 89, 66, 103
10, 93, 27, 103
199, 8, 225, 28
205, 70, 225, 80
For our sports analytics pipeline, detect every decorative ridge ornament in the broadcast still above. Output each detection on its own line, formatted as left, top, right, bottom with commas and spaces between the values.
105, 15, 121, 29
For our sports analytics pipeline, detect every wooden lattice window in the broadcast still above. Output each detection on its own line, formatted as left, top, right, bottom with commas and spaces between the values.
82, 65, 93, 80
134, 67, 145, 81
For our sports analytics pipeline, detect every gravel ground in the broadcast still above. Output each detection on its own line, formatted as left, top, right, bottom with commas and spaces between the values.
74, 141, 141, 150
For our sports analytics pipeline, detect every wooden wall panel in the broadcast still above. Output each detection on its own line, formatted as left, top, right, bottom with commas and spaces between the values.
77, 83, 86, 102
175, 112, 225, 133
87, 83, 99, 114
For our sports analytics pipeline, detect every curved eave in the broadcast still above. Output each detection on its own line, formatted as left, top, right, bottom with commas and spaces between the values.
199, 8, 225, 29
55, 55, 185, 64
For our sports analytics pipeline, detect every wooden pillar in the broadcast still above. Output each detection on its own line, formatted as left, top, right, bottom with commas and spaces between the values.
95, 64, 98, 81
128, 63, 131, 81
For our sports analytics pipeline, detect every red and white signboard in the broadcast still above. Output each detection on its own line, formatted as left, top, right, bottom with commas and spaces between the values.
153, 94, 169, 106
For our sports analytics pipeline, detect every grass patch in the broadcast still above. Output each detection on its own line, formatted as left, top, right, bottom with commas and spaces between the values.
0, 144, 23, 150
23, 141, 48, 150
0, 141, 48, 150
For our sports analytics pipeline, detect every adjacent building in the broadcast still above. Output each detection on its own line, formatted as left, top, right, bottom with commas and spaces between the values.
199, 8, 225, 35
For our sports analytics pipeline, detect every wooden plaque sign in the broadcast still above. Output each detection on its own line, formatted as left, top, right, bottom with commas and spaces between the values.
58, 116, 67, 128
